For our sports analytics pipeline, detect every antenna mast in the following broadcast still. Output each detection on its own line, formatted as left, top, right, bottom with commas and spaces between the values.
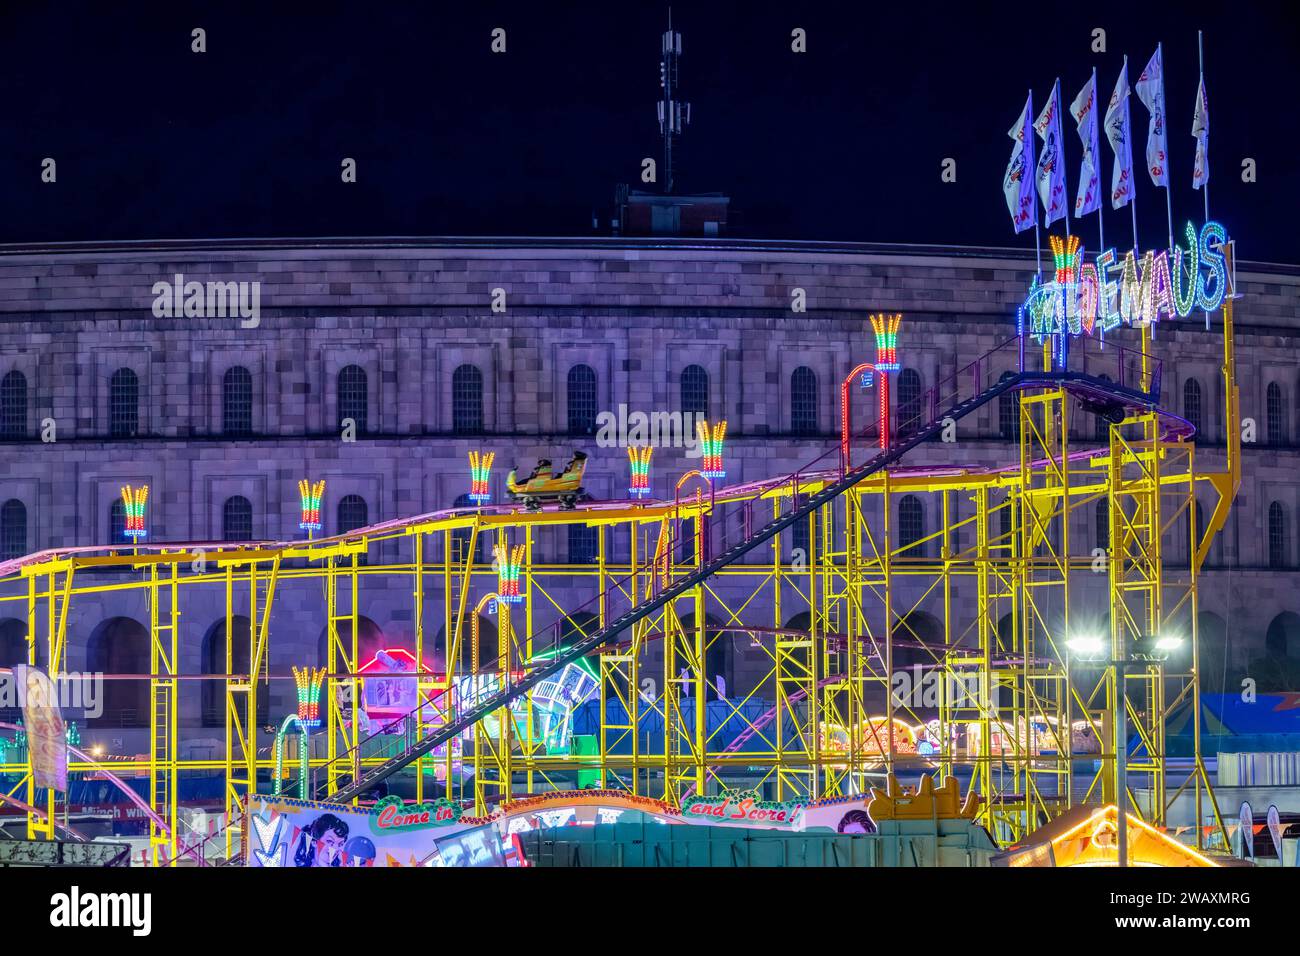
657, 10, 689, 194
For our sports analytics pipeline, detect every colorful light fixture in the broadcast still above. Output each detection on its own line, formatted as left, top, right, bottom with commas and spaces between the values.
468, 451, 495, 504
627, 445, 653, 498
496, 544, 525, 603
298, 479, 325, 534
120, 485, 149, 541
292, 665, 326, 729
870, 313, 902, 372
697, 420, 727, 480
1051, 234, 1082, 285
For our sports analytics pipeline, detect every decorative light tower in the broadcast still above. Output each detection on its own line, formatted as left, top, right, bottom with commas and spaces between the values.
696, 420, 727, 480
840, 313, 905, 473
298, 479, 325, 538
292, 665, 326, 729
870, 313, 903, 450
1049, 235, 1084, 365
121, 485, 149, 542
628, 445, 654, 498
495, 544, 525, 604
468, 451, 495, 505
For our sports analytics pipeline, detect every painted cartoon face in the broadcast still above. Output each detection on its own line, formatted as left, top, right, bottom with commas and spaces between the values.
316, 829, 346, 865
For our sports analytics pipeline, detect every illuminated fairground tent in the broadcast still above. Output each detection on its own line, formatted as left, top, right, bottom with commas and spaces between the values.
992, 804, 1220, 867
1156, 692, 1300, 757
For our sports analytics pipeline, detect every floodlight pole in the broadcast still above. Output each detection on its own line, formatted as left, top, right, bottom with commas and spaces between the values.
1115, 657, 1128, 868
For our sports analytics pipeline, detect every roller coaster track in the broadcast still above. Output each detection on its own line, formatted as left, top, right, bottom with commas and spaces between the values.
325, 342, 1175, 803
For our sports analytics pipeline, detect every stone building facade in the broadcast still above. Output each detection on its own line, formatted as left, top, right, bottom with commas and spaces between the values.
0, 236, 1296, 753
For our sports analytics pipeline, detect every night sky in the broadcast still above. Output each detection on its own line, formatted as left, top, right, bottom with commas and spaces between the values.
1, 1, 1297, 261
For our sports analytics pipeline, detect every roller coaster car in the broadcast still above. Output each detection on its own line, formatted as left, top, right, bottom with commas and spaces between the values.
506, 452, 588, 511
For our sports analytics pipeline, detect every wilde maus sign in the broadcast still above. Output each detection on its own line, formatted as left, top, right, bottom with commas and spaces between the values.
1022, 220, 1230, 339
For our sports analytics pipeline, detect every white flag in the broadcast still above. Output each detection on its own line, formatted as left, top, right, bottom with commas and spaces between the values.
1002, 92, 1037, 234
1070, 73, 1102, 217
1192, 76, 1209, 189
1033, 80, 1068, 226
1104, 60, 1135, 210
1135, 45, 1169, 187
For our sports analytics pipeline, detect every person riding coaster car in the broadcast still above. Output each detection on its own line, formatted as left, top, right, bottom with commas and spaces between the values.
506, 451, 589, 510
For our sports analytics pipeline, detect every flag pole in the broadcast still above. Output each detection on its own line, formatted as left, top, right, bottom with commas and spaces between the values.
1093, 67, 1106, 350
1031, 87, 1042, 278
1094, 67, 1105, 257
1199, 34, 1210, 225
1058, 78, 1072, 241
1056, 77, 1071, 368
1123, 53, 1150, 378
1128, 64, 1139, 258
1160, 42, 1174, 255
1199, 31, 1211, 329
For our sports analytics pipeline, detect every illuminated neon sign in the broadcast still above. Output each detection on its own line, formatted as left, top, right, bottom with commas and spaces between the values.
681, 788, 806, 827
371, 795, 464, 831
1024, 220, 1229, 338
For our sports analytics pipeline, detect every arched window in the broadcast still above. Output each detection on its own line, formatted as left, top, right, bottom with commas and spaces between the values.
1269, 501, 1289, 569
337, 494, 369, 534
0, 620, 28, 716
222, 495, 253, 542
1095, 374, 1112, 441
0, 370, 27, 439
678, 516, 697, 564
109, 500, 127, 544
568, 523, 598, 564
567, 364, 598, 435
86, 617, 149, 727
791, 367, 817, 435
223, 366, 253, 436
898, 495, 924, 556
109, 367, 139, 437
680, 365, 708, 418
337, 365, 368, 434
1183, 378, 1202, 436
897, 368, 923, 438
0, 499, 26, 561
201, 617, 265, 727
791, 499, 811, 559
998, 372, 1020, 440
450, 494, 486, 564
1095, 498, 1109, 551
452, 364, 483, 434
1267, 382, 1288, 446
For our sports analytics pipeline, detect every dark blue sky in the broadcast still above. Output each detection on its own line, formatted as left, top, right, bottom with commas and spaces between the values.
2, 1, 1296, 261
